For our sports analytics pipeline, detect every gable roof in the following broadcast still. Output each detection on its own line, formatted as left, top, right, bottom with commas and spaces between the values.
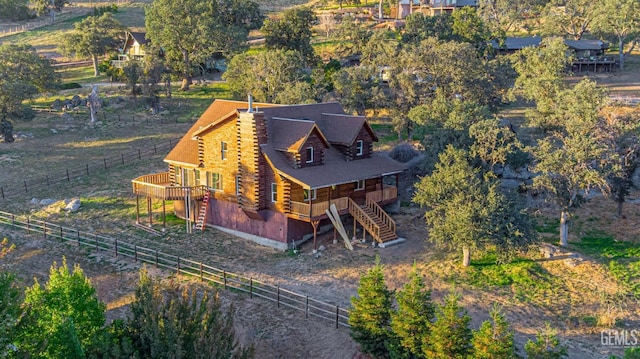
129, 32, 148, 46
317, 113, 378, 145
270, 118, 329, 152
564, 39, 608, 51
164, 99, 280, 166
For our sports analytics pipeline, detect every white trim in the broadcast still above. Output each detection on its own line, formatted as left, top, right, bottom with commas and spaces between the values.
306, 146, 314, 163
356, 140, 364, 156
355, 179, 365, 191
271, 183, 278, 202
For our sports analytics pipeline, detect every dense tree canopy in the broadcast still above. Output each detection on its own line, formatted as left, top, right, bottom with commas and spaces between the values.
591, 0, 640, 69
223, 49, 312, 104
530, 79, 615, 246
541, 0, 599, 40
261, 7, 317, 65
146, 0, 262, 90
0, 44, 58, 127
0, 0, 31, 20
15, 258, 106, 358
61, 13, 124, 77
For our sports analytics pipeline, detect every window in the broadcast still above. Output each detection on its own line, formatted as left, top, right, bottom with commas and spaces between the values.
306, 146, 314, 163
221, 141, 228, 160
271, 183, 278, 202
356, 140, 364, 156
182, 168, 191, 186
303, 189, 316, 202
355, 179, 365, 191
207, 172, 222, 190
174, 166, 182, 185
194, 170, 201, 186
235, 176, 241, 195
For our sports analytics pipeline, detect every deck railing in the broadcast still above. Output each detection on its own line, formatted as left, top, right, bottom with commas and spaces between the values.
366, 194, 396, 236
289, 197, 349, 218
132, 173, 207, 200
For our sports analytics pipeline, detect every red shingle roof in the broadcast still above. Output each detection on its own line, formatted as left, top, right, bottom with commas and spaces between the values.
164, 99, 279, 166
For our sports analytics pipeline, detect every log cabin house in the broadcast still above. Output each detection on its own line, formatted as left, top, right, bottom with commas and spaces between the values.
132, 99, 406, 250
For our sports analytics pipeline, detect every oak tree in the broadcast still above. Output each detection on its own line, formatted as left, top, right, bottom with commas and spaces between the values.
61, 13, 124, 77
146, 0, 262, 90
591, 0, 640, 69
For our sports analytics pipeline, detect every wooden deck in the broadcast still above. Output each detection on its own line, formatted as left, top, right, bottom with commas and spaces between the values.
132, 172, 207, 200
288, 186, 398, 221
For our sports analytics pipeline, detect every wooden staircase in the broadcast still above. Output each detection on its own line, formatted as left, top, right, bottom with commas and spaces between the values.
348, 196, 397, 244
195, 190, 210, 231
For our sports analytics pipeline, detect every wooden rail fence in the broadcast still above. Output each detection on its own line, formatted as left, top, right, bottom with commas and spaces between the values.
0, 138, 181, 201
0, 210, 351, 328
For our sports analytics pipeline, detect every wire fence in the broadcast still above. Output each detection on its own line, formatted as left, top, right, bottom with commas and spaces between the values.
0, 210, 351, 328
0, 137, 180, 201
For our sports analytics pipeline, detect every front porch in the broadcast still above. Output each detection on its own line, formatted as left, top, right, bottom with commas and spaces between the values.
287, 185, 398, 220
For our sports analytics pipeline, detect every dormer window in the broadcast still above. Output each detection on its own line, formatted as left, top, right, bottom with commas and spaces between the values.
356, 140, 364, 156
306, 146, 314, 163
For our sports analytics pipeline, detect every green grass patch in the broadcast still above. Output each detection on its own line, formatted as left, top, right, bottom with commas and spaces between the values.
535, 217, 560, 235
573, 231, 640, 297
453, 253, 558, 304
57, 65, 108, 84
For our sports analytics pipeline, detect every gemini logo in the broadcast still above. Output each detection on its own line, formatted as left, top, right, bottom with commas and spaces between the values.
601, 329, 639, 347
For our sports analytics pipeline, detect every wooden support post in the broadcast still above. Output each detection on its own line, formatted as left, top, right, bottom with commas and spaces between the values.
135, 195, 140, 224
311, 220, 320, 253
147, 197, 152, 227
162, 200, 166, 231
353, 219, 356, 240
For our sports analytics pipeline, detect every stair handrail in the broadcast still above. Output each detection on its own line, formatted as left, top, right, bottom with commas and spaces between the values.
348, 198, 380, 242
365, 194, 396, 235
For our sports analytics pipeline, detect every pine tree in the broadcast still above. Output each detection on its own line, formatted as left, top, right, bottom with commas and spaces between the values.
390, 263, 434, 359
424, 291, 472, 359
349, 257, 394, 358
15, 258, 106, 358
472, 304, 516, 358
524, 323, 568, 359
127, 268, 253, 359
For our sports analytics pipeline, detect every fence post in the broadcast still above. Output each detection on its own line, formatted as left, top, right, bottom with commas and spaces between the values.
223, 271, 227, 289
250, 277, 253, 298
306, 296, 309, 318
121, 154, 125, 165
43, 221, 47, 239
104, 158, 107, 169
86, 164, 89, 175
199, 262, 203, 281
277, 285, 280, 308
95, 233, 99, 251
138, 149, 141, 160
115, 238, 118, 257
134, 245, 138, 262
27, 217, 30, 234
153, 144, 157, 154
59, 225, 63, 242
155, 250, 158, 267
66, 169, 70, 181
23, 180, 27, 193
336, 306, 339, 328
77, 230, 80, 247
177, 257, 180, 273
11, 214, 14, 227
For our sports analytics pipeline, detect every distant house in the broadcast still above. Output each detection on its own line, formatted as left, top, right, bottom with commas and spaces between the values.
132, 100, 405, 250
489, 36, 616, 72
112, 31, 149, 68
